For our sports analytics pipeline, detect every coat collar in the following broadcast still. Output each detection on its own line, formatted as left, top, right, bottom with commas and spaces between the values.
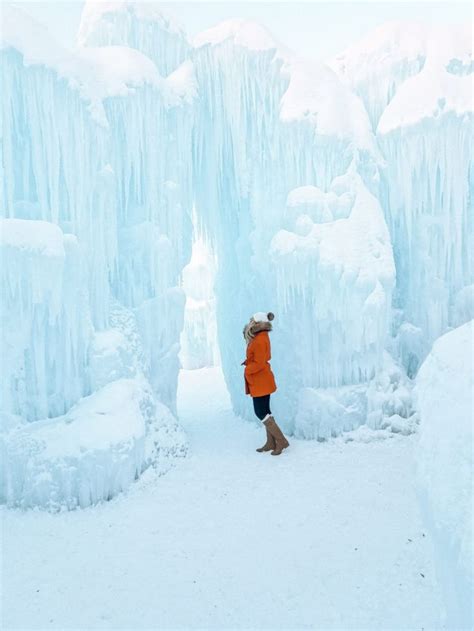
243, 320, 272, 345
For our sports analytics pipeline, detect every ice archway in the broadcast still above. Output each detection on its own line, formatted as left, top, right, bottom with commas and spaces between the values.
1, 3, 472, 510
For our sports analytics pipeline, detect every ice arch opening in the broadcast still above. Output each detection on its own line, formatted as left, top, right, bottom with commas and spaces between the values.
179, 232, 220, 371
1, 4, 472, 512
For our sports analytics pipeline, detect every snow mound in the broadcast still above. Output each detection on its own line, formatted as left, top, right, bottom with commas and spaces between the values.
294, 351, 416, 440
330, 20, 429, 74
78, 0, 185, 47
329, 20, 472, 131
77, 0, 190, 77
329, 21, 430, 127
0, 217, 65, 257
2, 5, 186, 126
0, 377, 186, 510
166, 60, 197, 104
194, 18, 285, 54
378, 24, 472, 133
75, 44, 163, 94
286, 185, 353, 225
280, 60, 377, 153
416, 321, 473, 623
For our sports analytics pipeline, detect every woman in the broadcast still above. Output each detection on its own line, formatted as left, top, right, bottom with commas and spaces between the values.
242, 312, 290, 456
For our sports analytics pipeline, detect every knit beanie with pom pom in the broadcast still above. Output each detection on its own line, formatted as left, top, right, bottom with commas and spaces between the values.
252, 312, 275, 323
243, 312, 275, 344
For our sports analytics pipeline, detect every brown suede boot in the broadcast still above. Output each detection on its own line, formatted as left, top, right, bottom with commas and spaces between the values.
256, 426, 276, 453
264, 416, 290, 456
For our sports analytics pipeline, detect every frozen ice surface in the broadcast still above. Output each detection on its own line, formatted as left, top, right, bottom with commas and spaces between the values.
416, 321, 473, 628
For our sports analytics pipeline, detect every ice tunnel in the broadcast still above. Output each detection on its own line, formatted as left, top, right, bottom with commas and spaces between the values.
1, 2, 472, 509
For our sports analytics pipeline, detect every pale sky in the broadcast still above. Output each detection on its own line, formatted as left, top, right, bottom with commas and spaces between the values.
10, 1, 472, 61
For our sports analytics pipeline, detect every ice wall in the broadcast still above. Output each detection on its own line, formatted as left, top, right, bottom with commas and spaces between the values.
0, 219, 91, 423
331, 22, 473, 375
416, 321, 473, 628
272, 168, 395, 435
2, 4, 195, 400
1, 4, 192, 508
377, 25, 473, 373
192, 21, 394, 433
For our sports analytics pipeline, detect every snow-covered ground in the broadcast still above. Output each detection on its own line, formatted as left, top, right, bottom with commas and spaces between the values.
2, 367, 445, 629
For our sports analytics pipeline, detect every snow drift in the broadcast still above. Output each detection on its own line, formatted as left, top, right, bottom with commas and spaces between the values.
416, 321, 473, 628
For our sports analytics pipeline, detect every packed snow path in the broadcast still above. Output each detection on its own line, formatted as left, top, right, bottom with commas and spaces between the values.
2, 368, 444, 629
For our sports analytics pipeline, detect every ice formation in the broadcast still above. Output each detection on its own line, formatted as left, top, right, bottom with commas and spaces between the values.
1, 219, 91, 423
1, 4, 191, 508
0, 375, 187, 510
1, 3, 472, 507
378, 25, 473, 369
191, 18, 397, 431
416, 321, 473, 628
332, 22, 473, 373
180, 239, 220, 370
77, 0, 190, 75
329, 21, 431, 129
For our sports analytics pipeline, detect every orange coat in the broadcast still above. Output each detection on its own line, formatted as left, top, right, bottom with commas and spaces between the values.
243, 331, 277, 397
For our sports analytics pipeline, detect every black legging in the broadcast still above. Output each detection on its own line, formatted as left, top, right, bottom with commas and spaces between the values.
253, 394, 271, 421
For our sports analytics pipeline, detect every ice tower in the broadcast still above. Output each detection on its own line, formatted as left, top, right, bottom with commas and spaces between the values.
1, 4, 193, 508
